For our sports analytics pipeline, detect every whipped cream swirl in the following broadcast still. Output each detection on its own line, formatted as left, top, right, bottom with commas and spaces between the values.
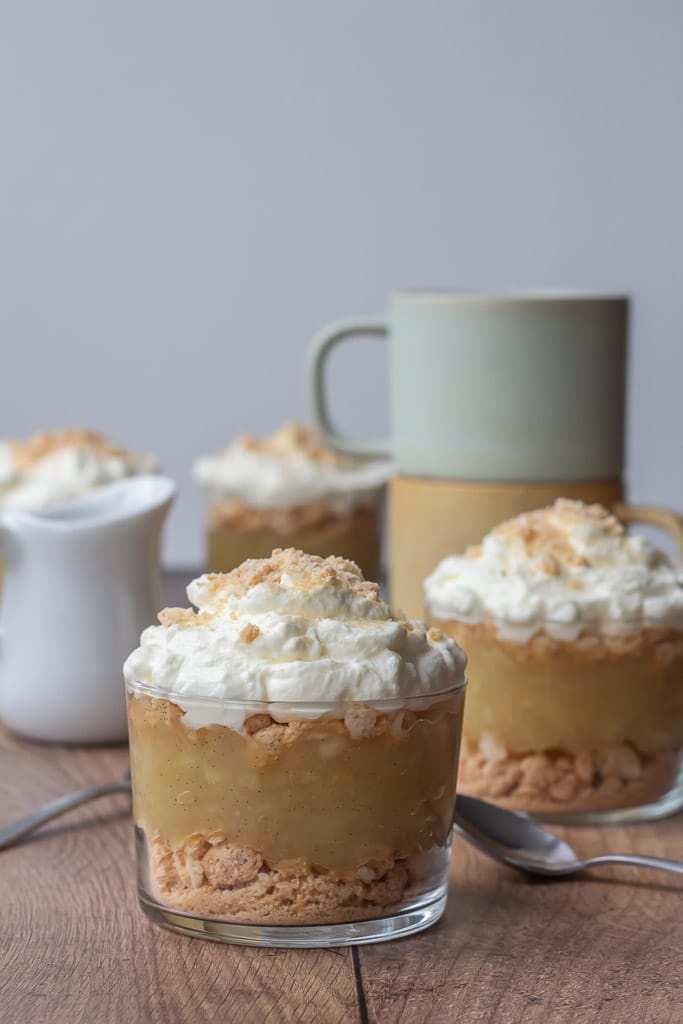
125, 549, 466, 727
193, 422, 391, 515
0, 430, 158, 511
424, 499, 683, 641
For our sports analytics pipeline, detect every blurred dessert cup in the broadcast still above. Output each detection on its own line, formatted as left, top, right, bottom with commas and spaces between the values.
193, 423, 390, 579
425, 499, 683, 823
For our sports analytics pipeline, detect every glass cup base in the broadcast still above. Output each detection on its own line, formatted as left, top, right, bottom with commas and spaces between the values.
138, 885, 448, 948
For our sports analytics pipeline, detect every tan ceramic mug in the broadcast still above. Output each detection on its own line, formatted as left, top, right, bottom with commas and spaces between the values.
388, 476, 683, 617
309, 292, 683, 616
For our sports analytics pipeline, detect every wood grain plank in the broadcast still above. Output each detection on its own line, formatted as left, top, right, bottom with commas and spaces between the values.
359, 824, 683, 1024
0, 729, 360, 1024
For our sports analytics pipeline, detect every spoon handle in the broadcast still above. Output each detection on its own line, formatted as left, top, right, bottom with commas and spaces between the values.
0, 781, 131, 851
584, 854, 683, 876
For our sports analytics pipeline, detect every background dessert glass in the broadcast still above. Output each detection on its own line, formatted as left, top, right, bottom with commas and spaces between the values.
193, 423, 390, 580
425, 500, 683, 825
124, 548, 467, 946
127, 681, 465, 946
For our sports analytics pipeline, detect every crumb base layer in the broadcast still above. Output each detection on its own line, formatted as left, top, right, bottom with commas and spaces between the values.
534, 773, 683, 825
459, 740, 683, 824
142, 827, 449, 927
138, 886, 448, 948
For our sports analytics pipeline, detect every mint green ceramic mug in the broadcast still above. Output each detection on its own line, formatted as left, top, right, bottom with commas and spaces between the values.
307, 291, 683, 617
309, 290, 629, 481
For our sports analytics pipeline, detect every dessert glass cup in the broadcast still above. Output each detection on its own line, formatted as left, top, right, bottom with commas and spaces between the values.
434, 618, 683, 825
205, 499, 382, 580
127, 677, 465, 947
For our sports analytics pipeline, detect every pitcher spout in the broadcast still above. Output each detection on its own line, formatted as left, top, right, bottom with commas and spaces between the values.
0, 475, 176, 743
0, 474, 175, 580
30, 474, 176, 529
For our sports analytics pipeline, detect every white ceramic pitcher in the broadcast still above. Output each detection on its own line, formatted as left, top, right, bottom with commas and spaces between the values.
0, 475, 175, 743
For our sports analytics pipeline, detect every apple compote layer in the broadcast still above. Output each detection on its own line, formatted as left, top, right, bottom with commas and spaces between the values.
436, 619, 683, 814
206, 501, 381, 580
128, 688, 464, 923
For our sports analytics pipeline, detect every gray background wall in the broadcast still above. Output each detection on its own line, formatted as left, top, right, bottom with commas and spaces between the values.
2, 0, 682, 567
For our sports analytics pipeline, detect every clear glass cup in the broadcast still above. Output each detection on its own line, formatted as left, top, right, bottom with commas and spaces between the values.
432, 617, 683, 825
127, 677, 466, 947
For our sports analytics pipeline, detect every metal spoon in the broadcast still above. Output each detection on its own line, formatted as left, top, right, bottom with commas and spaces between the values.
453, 794, 683, 878
0, 770, 131, 850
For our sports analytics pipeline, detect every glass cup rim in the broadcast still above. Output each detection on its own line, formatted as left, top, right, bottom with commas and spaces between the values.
126, 675, 467, 712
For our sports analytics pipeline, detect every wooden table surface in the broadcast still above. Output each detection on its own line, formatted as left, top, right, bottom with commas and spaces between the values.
2, 574, 683, 1024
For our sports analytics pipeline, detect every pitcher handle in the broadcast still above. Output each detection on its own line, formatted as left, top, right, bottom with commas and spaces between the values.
614, 502, 683, 558
308, 316, 391, 457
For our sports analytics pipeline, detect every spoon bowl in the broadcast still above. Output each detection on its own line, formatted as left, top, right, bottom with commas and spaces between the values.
453, 794, 683, 879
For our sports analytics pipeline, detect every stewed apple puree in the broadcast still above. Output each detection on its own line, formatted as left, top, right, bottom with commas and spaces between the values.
128, 691, 464, 874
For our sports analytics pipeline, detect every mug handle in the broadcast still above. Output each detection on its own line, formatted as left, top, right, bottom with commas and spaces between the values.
613, 502, 683, 558
308, 316, 391, 456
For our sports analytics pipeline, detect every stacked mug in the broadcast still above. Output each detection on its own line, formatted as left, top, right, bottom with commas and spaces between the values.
309, 291, 683, 616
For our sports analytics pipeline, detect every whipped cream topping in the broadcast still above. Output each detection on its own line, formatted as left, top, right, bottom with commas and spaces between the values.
193, 422, 391, 515
125, 549, 466, 727
0, 430, 158, 511
424, 499, 683, 642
